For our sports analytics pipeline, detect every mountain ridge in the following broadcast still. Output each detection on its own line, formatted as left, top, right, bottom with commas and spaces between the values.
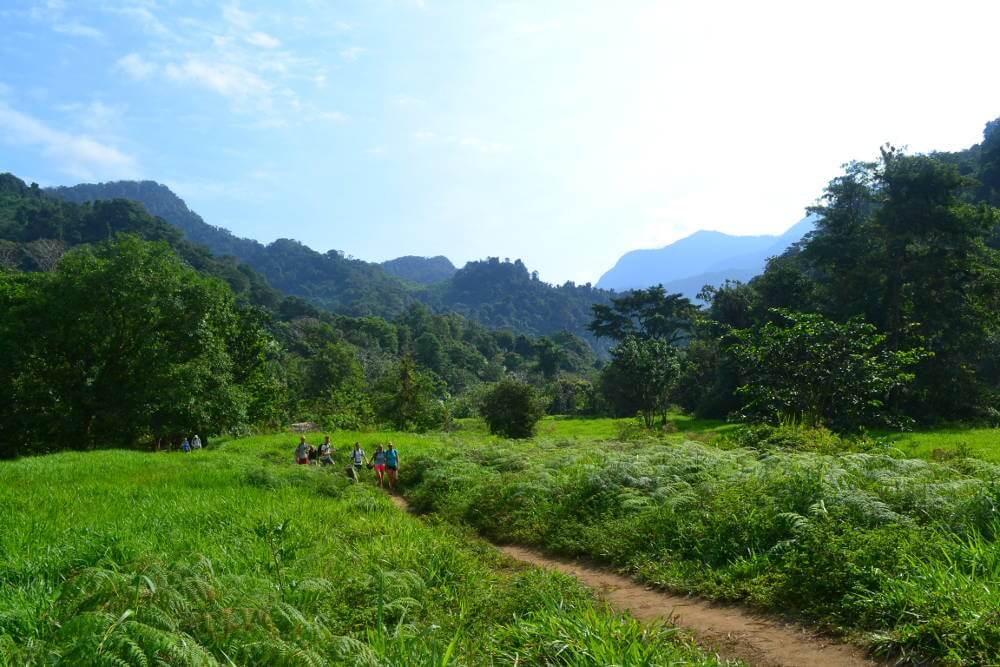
46, 180, 613, 343
597, 216, 815, 296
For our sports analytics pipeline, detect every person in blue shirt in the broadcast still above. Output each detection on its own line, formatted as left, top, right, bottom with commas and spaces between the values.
384, 442, 399, 491
181, 437, 191, 453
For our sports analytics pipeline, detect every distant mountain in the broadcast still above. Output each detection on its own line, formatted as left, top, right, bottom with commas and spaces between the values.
48, 180, 418, 318
46, 180, 613, 343
597, 216, 815, 298
381, 255, 456, 284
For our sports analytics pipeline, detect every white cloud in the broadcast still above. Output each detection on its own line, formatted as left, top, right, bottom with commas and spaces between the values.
316, 110, 348, 123
246, 31, 280, 48
365, 146, 386, 157
413, 130, 436, 141
222, 3, 254, 30
106, 5, 172, 38
54, 100, 122, 134
0, 102, 136, 179
165, 59, 269, 98
53, 22, 105, 41
116, 52, 157, 80
339, 46, 365, 61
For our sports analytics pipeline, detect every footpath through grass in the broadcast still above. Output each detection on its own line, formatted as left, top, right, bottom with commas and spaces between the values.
0, 433, 733, 666
398, 418, 1000, 666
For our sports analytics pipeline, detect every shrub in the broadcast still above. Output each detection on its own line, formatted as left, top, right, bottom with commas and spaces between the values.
479, 378, 546, 438
714, 423, 848, 454
727, 310, 928, 431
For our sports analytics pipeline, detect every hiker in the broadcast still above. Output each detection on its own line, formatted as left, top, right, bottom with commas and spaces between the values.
181, 437, 191, 453
318, 436, 334, 466
370, 445, 387, 488
350, 442, 366, 477
307, 443, 319, 465
295, 436, 310, 465
385, 442, 399, 491
191, 434, 202, 450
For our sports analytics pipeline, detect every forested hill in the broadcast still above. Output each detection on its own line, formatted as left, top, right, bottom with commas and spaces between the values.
48, 180, 416, 319
423, 257, 613, 341
0, 171, 603, 454
47, 180, 614, 341
381, 255, 456, 284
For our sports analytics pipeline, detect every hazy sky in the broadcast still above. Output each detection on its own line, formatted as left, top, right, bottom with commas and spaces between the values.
2, 1, 999, 284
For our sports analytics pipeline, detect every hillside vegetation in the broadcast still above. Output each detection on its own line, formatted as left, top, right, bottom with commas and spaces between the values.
49, 181, 614, 341
0, 175, 599, 456
380, 255, 457, 284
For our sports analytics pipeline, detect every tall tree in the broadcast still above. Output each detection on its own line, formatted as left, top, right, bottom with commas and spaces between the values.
0, 235, 276, 456
751, 147, 1000, 420
588, 285, 695, 344
728, 310, 926, 430
599, 336, 681, 428
374, 355, 444, 431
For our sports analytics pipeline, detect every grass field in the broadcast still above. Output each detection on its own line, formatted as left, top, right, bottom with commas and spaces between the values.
0, 437, 735, 666
876, 426, 1000, 462
397, 418, 1000, 665
2, 416, 996, 665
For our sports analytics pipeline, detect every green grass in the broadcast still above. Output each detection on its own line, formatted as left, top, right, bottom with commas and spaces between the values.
4, 416, 995, 665
458, 414, 736, 442
397, 425, 1000, 666
875, 426, 1000, 462
0, 434, 733, 666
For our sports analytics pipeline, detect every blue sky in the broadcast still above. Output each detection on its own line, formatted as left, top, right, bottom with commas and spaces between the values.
2, 1, 1000, 284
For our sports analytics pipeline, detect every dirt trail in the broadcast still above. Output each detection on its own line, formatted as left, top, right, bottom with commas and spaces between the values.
387, 493, 878, 667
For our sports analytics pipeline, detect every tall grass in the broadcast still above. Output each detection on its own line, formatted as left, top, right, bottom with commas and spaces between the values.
0, 440, 733, 666
403, 435, 1000, 665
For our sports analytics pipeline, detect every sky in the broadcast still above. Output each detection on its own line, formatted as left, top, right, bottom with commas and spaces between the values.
2, 1, 1000, 285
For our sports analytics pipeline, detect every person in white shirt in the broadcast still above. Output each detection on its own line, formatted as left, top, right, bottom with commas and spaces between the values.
318, 436, 334, 466
191, 434, 202, 450
350, 443, 366, 476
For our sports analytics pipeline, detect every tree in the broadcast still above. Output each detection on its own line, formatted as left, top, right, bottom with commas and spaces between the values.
0, 235, 275, 456
589, 285, 694, 344
532, 337, 566, 379
747, 146, 1000, 421
544, 377, 596, 415
599, 336, 681, 428
479, 378, 546, 438
374, 355, 445, 431
727, 310, 927, 430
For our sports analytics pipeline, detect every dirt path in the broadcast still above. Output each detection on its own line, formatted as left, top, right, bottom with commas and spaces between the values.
387, 494, 879, 667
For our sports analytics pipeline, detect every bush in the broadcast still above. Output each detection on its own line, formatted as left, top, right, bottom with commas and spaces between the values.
479, 378, 546, 438
713, 423, 848, 454
727, 310, 927, 431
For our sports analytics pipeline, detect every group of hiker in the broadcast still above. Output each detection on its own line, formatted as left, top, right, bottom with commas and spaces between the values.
294, 435, 400, 490
180, 435, 202, 453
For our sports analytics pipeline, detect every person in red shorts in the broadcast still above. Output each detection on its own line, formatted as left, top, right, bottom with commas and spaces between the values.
369, 444, 387, 488
294, 436, 309, 465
